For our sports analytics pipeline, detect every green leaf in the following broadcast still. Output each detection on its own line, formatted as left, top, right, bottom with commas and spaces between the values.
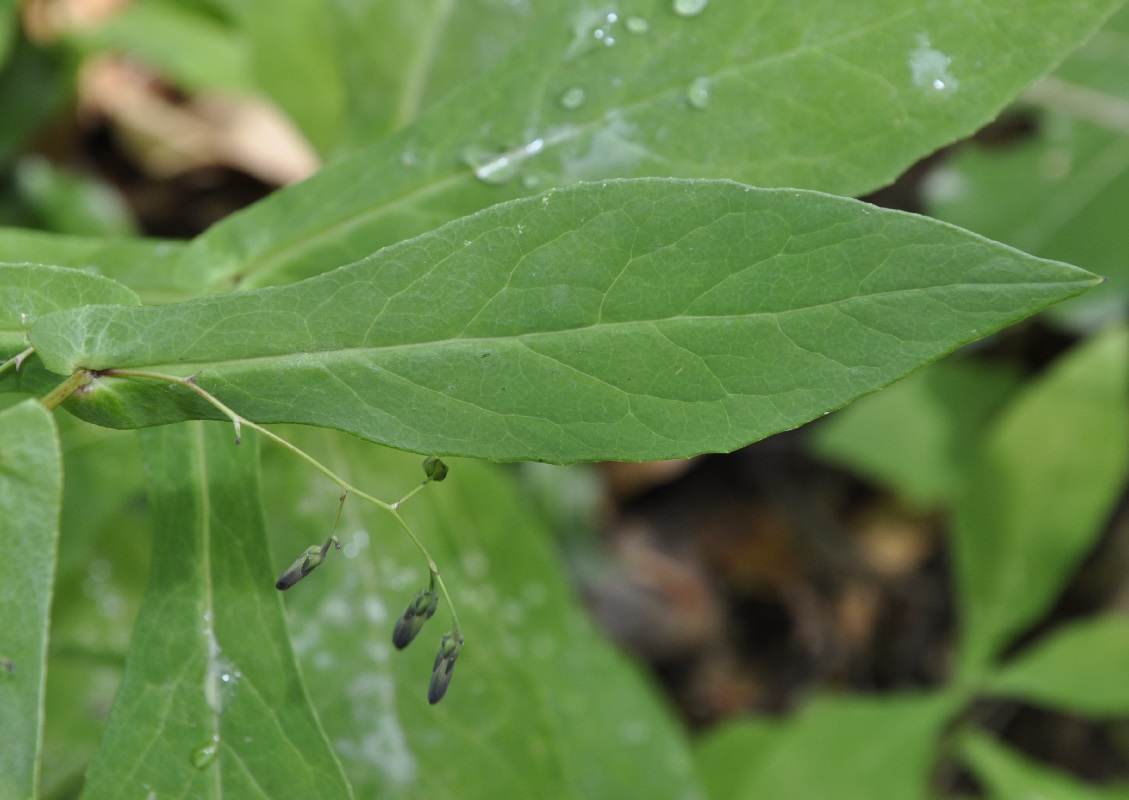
926, 5, 1129, 329
953, 325, 1129, 680
260, 428, 701, 798
960, 730, 1129, 800
331, 0, 545, 149
984, 616, 1129, 717
694, 718, 783, 800
175, 0, 1121, 289
41, 422, 149, 797
81, 423, 353, 799
1, 263, 140, 352
812, 358, 1021, 506
0, 229, 191, 305
32, 179, 1101, 464
0, 398, 62, 800
64, 0, 254, 94
703, 693, 957, 800
12, 156, 139, 238
214, 0, 344, 153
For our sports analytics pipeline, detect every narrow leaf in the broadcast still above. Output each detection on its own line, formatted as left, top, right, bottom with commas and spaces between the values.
262, 429, 702, 798
953, 326, 1129, 679
81, 423, 353, 799
0, 399, 62, 800
960, 730, 1129, 800
175, 0, 1122, 289
984, 616, 1129, 717
33, 179, 1101, 464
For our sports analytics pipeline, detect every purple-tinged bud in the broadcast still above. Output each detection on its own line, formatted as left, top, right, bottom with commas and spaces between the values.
392, 585, 439, 649
428, 631, 463, 704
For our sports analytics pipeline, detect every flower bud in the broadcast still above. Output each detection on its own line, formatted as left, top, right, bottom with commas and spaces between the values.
428, 631, 463, 704
275, 536, 339, 591
423, 457, 448, 482
392, 585, 439, 649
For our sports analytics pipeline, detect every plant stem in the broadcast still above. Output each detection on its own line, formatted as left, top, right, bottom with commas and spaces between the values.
39, 369, 94, 410
99, 367, 460, 626
0, 346, 35, 376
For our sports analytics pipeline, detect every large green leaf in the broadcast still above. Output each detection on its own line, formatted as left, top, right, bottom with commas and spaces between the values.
41, 422, 149, 798
32, 179, 1101, 464
81, 423, 352, 799
984, 616, 1129, 717
926, 5, 1129, 329
953, 325, 1129, 680
0, 399, 62, 800
694, 693, 957, 800
260, 428, 701, 798
0, 230, 190, 305
176, 0, 1121, 290
960, 731, 1129, 800
331, 0, 545, 150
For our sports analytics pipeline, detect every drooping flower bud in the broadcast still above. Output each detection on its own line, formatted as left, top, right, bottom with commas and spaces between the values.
275, 536, 340, 590
422, 457, 449, 482
392, 581, 439, 649
428, 631, 463, 704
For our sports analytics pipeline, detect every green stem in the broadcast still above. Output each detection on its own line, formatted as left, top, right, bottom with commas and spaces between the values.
39, 369, 94, 410
100, 367, 460, 625
0, 346, 35, 377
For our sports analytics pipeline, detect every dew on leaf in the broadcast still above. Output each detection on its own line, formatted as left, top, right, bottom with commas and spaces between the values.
672, 0, 708, 17
559, 87, 587, 110
687, 76, 710, 109
190, 738, 219, 768
909, 34, 958, 93
461, 136, 547, 185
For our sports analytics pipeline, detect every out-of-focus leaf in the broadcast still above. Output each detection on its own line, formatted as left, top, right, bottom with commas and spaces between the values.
953, 326, 1129, 680
694, 717, 783, 800
926, 6, 1129, 329
0, 229, 190, 304
261, 428, 702, 798
81, 423, 353, 799
703, 693, 957, 800
0, 38, 70, 168
0, 399, 62, 800
0, 0, 15, 70
176, 0, 1121, 289
13, 156, 138, 237
984, 616, 1129, 717
214, 0, 343, 154
32, 180, 1101, 464
65, 0, 254, 94
41, 421, 148, 799
812, 358, 1021, 506
960, 730, 1129, 800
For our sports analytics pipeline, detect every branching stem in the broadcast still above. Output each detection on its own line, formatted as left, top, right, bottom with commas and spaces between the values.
100, 367, 461, 631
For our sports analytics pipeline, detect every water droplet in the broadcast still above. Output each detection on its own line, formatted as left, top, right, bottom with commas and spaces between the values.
687, 76, 710, 109
190, 738, 219, 768
625, 16, 650, 34
399, 149, 419, 169
522, 173, 542, 189
462, 136, 548, 186
672, 0, 708, 17
559, 87, 586, 110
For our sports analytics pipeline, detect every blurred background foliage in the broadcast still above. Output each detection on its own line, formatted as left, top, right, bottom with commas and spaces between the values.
2, 1, 1127, 798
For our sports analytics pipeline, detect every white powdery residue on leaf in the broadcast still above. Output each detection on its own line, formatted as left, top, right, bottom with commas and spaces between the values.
336, 672, 417, 786
909, 34, 959, 93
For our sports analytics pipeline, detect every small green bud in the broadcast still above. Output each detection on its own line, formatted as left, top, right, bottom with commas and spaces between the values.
275, 536, 340, 591
423, 457, 448, 482
392, 584, 439, 649
428, 631, 463, 704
